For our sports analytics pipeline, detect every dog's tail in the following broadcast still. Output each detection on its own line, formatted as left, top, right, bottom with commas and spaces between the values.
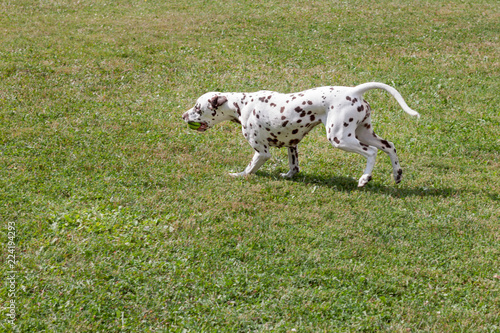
351, 82, 420, 118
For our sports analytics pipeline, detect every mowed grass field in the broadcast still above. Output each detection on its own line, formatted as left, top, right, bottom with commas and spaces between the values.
1, 0, 499, 331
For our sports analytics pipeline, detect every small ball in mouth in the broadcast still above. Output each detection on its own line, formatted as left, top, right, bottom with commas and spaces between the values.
188, 122, 201, 130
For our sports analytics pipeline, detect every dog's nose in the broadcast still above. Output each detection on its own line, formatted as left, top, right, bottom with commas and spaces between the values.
182, 112, 189, 121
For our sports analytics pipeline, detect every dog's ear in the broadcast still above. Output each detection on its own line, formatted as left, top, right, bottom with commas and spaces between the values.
208, 95, 228, 110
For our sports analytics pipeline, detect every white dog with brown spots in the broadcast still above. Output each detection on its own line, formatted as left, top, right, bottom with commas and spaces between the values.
182, 82, 420, 187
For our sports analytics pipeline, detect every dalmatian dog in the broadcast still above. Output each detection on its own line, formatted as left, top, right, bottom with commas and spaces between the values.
182, 82, 420, 187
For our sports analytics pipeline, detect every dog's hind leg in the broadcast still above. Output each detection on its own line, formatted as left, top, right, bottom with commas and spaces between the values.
355, 124, 403, 184
326, 122, 378, 187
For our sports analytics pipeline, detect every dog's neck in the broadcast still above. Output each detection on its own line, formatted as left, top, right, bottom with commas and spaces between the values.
218, 93, 244, 125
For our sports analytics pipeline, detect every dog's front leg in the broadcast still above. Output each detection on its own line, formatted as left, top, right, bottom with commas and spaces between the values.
229, 151, 271, 177
281, 146, 300, 178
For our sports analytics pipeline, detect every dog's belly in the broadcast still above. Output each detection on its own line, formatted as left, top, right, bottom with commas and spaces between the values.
242, 92, 328, 148
262, 120, 323, 147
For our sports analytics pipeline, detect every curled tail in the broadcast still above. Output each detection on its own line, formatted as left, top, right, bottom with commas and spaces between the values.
351, 82, 420, 118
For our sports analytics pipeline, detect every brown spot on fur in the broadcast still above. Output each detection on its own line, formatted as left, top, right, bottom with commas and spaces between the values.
233, 102, 241, 116
381, 139, 391, 148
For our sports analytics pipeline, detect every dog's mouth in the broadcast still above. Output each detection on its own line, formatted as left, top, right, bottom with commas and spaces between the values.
188, 121, 209, 132
196, 122, 209, 132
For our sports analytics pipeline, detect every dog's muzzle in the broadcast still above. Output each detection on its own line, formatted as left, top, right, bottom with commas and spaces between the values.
183, 114, 208, 132
192, 122, 208, 132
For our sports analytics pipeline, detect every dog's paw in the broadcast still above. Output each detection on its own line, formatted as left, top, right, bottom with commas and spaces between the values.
358, 174, 372, 187
394, 168, 403, 184
229, 172, 246, 177
280, 171, 298, 178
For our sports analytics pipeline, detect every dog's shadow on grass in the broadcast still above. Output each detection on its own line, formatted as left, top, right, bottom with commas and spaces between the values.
257, 171, 463, 199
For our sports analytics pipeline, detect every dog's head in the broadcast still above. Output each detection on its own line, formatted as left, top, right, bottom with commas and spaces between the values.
182, 93, 229, 132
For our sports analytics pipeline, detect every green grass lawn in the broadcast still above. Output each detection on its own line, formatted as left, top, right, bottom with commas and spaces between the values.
1, 0, 499, 331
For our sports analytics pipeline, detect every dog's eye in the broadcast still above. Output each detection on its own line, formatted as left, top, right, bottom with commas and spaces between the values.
194, 104, 202, 115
